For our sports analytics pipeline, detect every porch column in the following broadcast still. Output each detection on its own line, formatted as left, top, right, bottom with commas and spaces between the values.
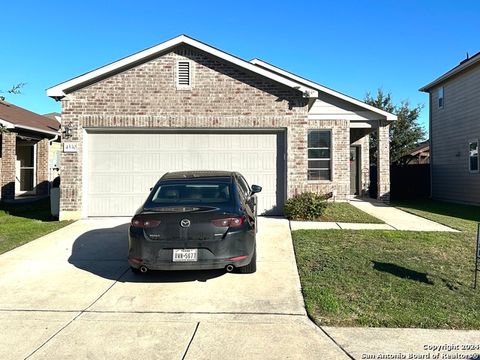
1, 132, 17, 201
36, 138, 49, 195
377, 120, 390, 202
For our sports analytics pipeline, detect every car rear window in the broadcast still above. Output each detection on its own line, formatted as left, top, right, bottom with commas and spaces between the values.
147, 182, 233, 206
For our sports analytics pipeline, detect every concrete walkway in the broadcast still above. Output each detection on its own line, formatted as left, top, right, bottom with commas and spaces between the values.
0, 216, 477, 359
0, 217, 348, 359
291, 199, 459, 232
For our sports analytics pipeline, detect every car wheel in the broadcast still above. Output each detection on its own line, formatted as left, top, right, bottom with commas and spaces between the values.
237, 248, 256, 274
130, 266, 141, 274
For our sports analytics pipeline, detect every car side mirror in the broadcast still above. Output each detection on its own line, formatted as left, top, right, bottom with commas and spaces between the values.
251, 185, 262, 194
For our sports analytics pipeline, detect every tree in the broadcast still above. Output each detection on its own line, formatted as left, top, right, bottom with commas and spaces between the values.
0, 82, 26, 101
0, 83, 26, 133
365, 89, 425, 165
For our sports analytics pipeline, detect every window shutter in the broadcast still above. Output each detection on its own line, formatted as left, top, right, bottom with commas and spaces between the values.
177, 61, 190, 86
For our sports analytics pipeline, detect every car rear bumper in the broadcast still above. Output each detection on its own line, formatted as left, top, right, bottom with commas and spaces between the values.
128, 226, 255, 271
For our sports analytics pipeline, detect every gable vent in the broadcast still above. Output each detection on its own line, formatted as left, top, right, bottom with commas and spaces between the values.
177, 61, 191, 87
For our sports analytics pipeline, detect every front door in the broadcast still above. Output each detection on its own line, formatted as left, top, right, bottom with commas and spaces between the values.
350, 146, 360, 195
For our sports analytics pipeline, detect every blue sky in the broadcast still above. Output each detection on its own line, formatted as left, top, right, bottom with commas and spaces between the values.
1, 1, 479, 134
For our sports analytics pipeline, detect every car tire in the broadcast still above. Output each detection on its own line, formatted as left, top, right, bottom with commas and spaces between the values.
237, 248, 256, 274
130, 266, 141, 274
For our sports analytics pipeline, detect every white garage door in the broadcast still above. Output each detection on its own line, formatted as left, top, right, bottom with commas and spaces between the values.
86, 131, 285, 216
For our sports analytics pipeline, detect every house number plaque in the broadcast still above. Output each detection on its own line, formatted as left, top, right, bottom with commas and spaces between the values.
63, 142, 78, 153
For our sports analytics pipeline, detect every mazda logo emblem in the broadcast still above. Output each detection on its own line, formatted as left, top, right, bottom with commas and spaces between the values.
180, 219, 191, 228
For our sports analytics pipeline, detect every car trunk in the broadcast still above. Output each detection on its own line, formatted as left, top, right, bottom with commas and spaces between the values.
140, 207, 231, 242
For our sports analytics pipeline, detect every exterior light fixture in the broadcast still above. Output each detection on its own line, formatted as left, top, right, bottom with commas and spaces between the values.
62, 125, 73, 138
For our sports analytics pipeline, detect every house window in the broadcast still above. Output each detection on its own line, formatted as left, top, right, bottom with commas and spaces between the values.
438, 87, 444, 109
176, 60, 192, 88
469, 140, 479, 172
308, 130, 331, 180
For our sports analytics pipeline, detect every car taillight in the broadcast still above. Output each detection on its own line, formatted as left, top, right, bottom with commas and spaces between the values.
131, 216, 161, 228
211, 216, 246, 228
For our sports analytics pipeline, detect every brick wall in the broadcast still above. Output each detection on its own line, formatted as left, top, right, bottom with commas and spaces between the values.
1, 132, 16, 200
36, 138, 49, 195
59, 45, 353, 218
377, 121, 391, 202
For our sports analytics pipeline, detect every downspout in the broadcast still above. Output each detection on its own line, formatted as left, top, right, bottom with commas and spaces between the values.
47, 134, 60, 195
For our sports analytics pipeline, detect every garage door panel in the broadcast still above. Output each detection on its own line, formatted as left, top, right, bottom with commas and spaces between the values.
87, 132, 285, 216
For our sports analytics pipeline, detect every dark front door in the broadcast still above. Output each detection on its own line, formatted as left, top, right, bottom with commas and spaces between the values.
350, 146, 360, 195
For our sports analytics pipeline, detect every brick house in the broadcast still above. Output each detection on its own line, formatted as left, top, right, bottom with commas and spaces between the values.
47, 35, 396, 220
0, 101, 60, 200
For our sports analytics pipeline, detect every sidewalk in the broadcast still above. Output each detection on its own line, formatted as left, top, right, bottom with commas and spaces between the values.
291, 199, 459, 232
324, 327, 480, 359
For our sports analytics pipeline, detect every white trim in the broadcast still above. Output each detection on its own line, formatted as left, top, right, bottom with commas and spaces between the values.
469, 139, 479, 174
1, 119, 59, 135
307, 129, 332, 181
251, 58, 397, 121
0, 118, 15, 129
308, 113, 382, 121
0, 118, 59, 136
83, 127, 287, 133
82, 129, 89, 219
47, 35, 318, 98
15, 124, 59, 136
33, 143, 37, 192
437, 86, 444, 109
15, 143, 37, 195
349, 121, 374, 129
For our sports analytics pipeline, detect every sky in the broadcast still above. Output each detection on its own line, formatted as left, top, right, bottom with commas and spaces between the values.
1, 0, 479, 135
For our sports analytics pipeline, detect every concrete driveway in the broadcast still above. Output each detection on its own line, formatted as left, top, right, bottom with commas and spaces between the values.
0, 217, 348, 359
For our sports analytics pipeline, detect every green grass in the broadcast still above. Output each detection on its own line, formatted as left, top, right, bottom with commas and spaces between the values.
0, 198, 72, 255
292, 199, 480, 329
320, 203, 384, 223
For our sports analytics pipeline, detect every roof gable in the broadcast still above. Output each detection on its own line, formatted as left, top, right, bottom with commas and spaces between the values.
47, 35, 318, 99
46, 34, 396, 121
250, 58, 397, 120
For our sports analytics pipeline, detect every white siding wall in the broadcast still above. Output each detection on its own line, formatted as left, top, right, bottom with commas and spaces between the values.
308, 93, 380, 121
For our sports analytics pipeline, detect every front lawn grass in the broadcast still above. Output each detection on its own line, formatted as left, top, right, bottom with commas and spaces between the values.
292, 199, 480, 329
320, 203, 384, 223
0, 198, 72, 255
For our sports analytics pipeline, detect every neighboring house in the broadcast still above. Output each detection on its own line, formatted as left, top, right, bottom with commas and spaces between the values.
420, 51, 480, 205
47, 35, 396, 220
0, 101, 60, 200
399, 140, 430, 165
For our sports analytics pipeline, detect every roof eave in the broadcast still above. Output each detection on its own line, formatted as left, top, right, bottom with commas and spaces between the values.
419, 55, 480, 92
250, 58, 397, 121
0, 117, 59, 136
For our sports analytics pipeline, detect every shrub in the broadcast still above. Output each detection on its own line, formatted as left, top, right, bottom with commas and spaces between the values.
284, 192, 328, 220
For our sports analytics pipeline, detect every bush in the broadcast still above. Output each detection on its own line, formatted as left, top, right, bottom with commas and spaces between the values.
284, 192, 328, 221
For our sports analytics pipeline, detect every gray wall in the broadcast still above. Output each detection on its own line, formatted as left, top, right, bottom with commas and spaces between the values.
430, 62, 480, 204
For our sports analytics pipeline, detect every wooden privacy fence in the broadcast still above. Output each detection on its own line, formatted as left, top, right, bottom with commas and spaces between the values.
369, 164, 430, 200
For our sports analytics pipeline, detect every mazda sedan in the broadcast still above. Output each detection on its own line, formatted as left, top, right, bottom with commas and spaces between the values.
128, 171, 261, 274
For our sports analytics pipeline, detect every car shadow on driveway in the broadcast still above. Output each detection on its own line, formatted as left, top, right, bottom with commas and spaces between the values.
68, 223, 225, 283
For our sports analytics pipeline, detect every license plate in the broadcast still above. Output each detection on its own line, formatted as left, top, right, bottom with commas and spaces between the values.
172, 249, 198, 262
